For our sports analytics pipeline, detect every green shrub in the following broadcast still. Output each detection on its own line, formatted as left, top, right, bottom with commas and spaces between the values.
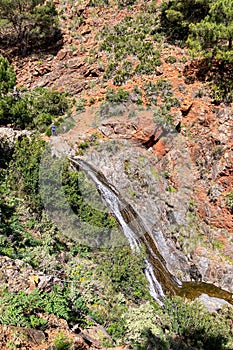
0, 95, 14, 125
162, 297, 233, 350
54, 333, 73, 350
124, 297, 233, 350
0, 55, 16, 96
0, 85, 71, 130
0, 56, 72, 129
8, 136, 45, 213
100, 12, 161, 84
76, 98, 86, 113
62, 162, 118, 231
98, 246, 149, 301
159, 0, 209, 45
225, 192, 233, 213
106, 88, 130, 103
0, 286, 87, 328
0, 0, 61, 54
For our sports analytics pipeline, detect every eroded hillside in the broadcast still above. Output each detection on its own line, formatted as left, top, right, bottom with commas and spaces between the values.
0, 0, 233, 349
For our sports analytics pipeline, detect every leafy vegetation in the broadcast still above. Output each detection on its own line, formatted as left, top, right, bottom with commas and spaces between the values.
0, 56, 16, 96
100, 11, 161, 85
0, 1, 233, 348
0, 286, 87, 328
0, 55, 72, 130
160, 0, 233, 102
8, 136, 45, 213
2, 135, 233, 348
0, 0, 61, 54
187, 0, 233, 62
160, 0, 209, 45
62, 161, 118, 232
124, 297, 233, 349
225, 192, 233, 213
53, 333, 73, 350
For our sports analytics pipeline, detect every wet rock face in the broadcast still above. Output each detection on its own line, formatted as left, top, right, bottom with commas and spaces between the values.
189, 264, 202, 282
80, 137, 193, 281
80, 127, 233, 293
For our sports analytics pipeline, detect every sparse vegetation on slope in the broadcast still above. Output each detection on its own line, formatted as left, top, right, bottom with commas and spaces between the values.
0, 0, 233, 348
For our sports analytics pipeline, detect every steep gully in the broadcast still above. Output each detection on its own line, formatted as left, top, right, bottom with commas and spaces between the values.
69, 157, 233, 306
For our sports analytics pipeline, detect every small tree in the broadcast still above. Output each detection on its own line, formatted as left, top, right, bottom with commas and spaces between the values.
0, 0, 60, 54
0, 56, 16, 96
160, 0, 210, 43
187, 0, 233, 61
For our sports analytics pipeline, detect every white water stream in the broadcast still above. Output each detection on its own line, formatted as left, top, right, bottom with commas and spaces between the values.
70, 157, 166, 305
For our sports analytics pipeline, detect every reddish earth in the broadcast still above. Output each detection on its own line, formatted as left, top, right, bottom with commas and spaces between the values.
2, 0, 232, 347
13, 0, 232, 234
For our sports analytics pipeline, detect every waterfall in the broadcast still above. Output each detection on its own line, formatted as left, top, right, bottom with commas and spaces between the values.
68, 157, 233, 306
69, 157, 173, 305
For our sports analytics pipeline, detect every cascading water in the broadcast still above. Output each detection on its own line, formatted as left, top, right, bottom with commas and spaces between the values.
68, 157, 233, 306
69, 157, 177, 305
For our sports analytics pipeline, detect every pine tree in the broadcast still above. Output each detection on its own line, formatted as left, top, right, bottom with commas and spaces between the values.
187, 0, 233, 61
0, 56, 16, 96
160, 0, 210, 43
0, 0, 60, 54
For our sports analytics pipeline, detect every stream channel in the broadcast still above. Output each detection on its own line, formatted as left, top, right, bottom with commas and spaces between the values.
69, 157, 233, 306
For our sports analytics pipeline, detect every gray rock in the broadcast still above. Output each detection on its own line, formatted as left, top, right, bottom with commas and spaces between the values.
199, 293, 233, 313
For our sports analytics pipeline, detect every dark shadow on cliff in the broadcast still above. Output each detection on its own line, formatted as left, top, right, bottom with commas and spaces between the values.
0, 30, 63, 58
183, 58, 233, 104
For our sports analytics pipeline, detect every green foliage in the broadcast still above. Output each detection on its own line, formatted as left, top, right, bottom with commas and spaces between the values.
161, 0, 233, 62
143, 78, 179, 125
1, 150, 233, 349
76, 98, 86, 114
106, 88, 130, 103
98, 246, 149, 301
54, 333, 73, 350
100, 11, 161, 84
0, 286, 87, 328
8, 136, 45, 213
160, 0, 210, 44
187, 0, 233, 62
162, 297, 233, 349
62, 162, 118, 231
0, 0, 60, 54
0, 194, 41, 260
124, 302, 163, 348
0, 56, 16, 96
124, 297, 233, 350
225, 192, 233, 213
0, 63, 71, 129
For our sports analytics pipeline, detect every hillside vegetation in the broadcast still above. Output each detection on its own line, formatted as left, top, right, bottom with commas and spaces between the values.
0, 0, 233, 349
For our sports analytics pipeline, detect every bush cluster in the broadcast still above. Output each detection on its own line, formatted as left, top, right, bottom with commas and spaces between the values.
124, 297, 233, 349
1, 135, 233, 348
0, 56, 72, 130
100, 11, 161, 85
0, 0, 61, 55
